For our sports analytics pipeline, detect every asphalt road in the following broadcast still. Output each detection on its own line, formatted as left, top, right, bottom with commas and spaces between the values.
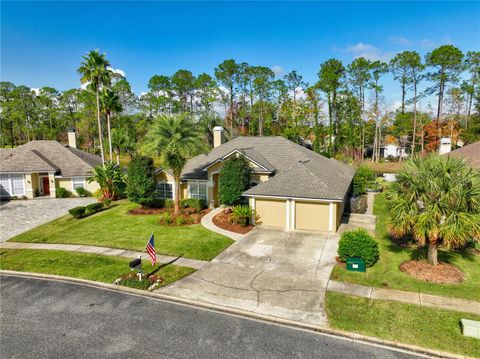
0, 275, 420, 359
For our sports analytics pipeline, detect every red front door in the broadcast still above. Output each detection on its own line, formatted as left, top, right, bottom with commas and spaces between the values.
42, 177, 50, 195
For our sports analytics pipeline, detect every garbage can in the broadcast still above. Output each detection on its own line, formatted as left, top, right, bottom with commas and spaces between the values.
346, 257, 366, 272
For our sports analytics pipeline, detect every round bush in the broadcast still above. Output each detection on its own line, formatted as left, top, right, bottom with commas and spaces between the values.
338, 229, 379, 267
86, 202, 104, 214
69, 206, 86, 219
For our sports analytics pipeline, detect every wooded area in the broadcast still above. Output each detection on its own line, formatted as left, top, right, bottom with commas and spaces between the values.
1, 45, 479, 162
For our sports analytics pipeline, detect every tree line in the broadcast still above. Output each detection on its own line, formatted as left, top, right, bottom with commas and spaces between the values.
1, 45, 479, 162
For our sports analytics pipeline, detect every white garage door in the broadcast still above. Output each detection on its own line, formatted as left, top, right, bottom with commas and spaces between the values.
0, 174, 25, 197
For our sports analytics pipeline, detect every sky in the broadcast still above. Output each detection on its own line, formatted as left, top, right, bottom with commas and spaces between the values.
2, 1, 480, 110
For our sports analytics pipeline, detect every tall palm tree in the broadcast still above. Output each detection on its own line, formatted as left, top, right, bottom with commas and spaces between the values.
386, 154, 480, 266
101, 89, 122, 161
77, 50, 112, 164
143, 114, 207, 214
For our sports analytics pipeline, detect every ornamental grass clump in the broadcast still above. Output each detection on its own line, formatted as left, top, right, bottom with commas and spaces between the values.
230, 205, 254, 227
338, 229, 379, 267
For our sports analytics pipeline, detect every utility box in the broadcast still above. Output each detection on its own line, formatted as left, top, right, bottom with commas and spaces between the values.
461, 319, 480, 339
346, 257, 366, 272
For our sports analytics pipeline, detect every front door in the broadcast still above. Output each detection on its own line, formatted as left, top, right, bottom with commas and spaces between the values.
42, 177, 50, 196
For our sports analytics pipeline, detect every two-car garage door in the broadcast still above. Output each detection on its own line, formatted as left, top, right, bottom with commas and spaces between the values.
254, 198, 335, 232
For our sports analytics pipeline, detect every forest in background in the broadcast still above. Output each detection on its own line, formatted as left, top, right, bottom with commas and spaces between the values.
1, 44, 479, 163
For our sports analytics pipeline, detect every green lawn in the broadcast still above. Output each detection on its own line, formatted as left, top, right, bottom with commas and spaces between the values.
9, 201, 234, 261
0, 249, 195, 286
326, 292, 480, 357
331, 193, 480, 301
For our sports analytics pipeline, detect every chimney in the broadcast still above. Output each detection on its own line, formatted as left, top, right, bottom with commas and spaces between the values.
68, 129, 77, 148
213, 126, 225, 148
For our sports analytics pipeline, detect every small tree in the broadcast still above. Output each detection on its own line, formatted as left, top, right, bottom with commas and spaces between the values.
353, 165, 374, 196
88, 161, 125, 200
126, 156, 157, 207
219, 156, 252, 205
386, 154, 480, 266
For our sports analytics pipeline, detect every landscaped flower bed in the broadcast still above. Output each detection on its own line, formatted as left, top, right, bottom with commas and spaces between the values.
113, 272, 164, 291
213, 210, 254, 234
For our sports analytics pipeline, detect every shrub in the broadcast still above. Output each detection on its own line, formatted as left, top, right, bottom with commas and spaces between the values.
56, 187, 72, 198
353, 166, 375, 196
92, 189, 102, 199
86, 202, 104, 214
89, 161, 125, 200
103, 198, 112, 207
180, 198, 206, 212
126, 156, 157, 207
165, 199, 174, 209
69, 206, 86, 219
161, 212, 172, 225
176, 216, 187, 225
338, 229, 379, 267
219, 156, 252, 205
230, 205, 254, 227
75, 187, 91, 197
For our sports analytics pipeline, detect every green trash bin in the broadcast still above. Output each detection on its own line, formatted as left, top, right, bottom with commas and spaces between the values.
346, 257, 366, 272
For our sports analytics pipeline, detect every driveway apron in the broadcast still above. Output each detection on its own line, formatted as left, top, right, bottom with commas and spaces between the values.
159, 227, 339, 327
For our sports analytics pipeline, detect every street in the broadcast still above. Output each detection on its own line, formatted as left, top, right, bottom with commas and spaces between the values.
0, 275, 419, 358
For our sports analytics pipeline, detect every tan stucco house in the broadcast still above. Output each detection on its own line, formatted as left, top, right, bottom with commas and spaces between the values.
156, 127, 355, 232
0, 131, 101, 198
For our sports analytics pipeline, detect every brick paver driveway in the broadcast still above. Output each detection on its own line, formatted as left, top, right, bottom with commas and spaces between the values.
0, 198, 95, 242
160, 227, 339, 327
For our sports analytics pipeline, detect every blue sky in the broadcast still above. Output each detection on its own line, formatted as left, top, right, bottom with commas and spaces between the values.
2, 1, 479, 108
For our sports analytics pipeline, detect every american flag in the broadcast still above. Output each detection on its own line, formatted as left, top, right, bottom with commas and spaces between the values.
145, 233, 156, 266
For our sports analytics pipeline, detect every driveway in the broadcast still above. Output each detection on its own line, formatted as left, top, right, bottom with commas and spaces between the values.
0, 197, 95, 242
160, 228, 339, 327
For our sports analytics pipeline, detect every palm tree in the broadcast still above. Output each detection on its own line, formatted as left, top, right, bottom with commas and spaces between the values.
101, 89, 122, 161
143, 114, 207, 214
88, 162, 125, 200
111, 127, 136, 165
77, 50, 112, 164
386, 154, 480, 266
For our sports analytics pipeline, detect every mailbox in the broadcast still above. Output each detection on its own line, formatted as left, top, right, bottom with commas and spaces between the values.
129, 257, 141, 269
346, 257, 366, 272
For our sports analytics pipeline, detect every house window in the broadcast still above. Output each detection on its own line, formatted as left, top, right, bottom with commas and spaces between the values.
72, 177, 85, 190
188, 181, 207, 200
157, 182, 173, 199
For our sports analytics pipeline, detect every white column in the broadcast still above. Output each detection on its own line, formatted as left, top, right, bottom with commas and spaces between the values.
285, 200, 290, 230
291, 200, 296, 230
328, 202, 335, 232
249, 197, 256, 225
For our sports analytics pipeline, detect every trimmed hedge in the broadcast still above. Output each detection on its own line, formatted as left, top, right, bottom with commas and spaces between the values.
56, 187, 72, 198
75, 187, 91, 197
69, 206, 86, 219
338, 229, 379, 267
180, 198, 206, 212
86, 202, 104, 214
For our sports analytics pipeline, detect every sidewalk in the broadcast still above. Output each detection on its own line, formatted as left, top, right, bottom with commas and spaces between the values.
0, 242, 208, 270
327, 280, 480, 315
201, 207, 245, 241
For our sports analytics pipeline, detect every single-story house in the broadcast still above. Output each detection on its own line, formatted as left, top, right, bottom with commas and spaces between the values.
0, 130, 101, 198
156, 127, 355, 232
447, 140, 480, 169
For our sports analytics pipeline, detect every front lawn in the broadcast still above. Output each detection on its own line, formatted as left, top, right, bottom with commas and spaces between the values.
326, 292, 480, 358
331, 193, 480, 301
9, 201, 234, 261
0, 249, 195, 286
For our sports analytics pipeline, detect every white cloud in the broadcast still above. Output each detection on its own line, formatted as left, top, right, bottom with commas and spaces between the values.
340, 42, 393, 62
420, 38, 436, 49
271, 65, 284, 76
389, 36, 411, 46
108, 67, 126, 78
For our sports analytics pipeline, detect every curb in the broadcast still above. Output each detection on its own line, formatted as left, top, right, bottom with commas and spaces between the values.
0, 270, 472, 359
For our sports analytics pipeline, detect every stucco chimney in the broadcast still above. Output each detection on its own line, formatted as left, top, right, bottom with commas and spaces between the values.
213, 126, 225, 148
68, 129, 77, 148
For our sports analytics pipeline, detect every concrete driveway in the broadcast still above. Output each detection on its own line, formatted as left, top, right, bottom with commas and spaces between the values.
160, 228, 339, 326
0, 197, 95, 242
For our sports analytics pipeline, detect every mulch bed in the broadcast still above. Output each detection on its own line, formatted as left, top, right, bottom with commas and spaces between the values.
212, 212, 254, 234
400, 260, 465, 284
128, 206, 210, 226
114, 272, 164, 291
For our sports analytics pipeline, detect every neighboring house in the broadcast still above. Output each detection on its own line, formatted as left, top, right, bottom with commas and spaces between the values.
380, 144, 408, 159
0, 130, 101, 198
447, 140, 480, 170
439, 137, 452, 155
156, 127, 355, 232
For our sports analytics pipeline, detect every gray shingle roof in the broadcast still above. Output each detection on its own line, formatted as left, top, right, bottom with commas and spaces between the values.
182, 136, 355, 200
1, 141, 102, 176
447, 141, 480, 169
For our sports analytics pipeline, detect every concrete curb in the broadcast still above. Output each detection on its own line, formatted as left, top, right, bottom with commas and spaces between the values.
0, 270, 472, 359
200, 207, 245, 241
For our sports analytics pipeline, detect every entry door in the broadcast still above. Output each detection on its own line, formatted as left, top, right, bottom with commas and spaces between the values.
42, 177, 50, 195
